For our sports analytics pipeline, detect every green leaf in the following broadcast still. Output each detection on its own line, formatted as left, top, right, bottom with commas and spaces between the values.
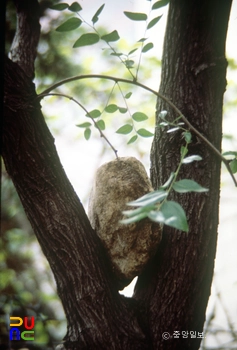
125, 92, 132, 99
128, 190, 167, 207
132, 112, 148, 122
222, 151, 237, 157
124, 11, 147, 21
68, 2, 82, 12
182, 155, 202, 164
142, 42, 154, 53
56, 18, 82, 32
152, 0, 169, 10
148, 203, 188, 232
147, 16, 162, 29
180, 146, 188, 157
110, 52, 123, 57
160, 201, 188, 232
167, 127, 180, 133
125, 59, 135, 68
183, 131, 192, 143
230, 159, 237, 173
86, 109, 101, 118
96, 120, 105, 131
116, 124, 133, 135
147, 210, 165, 224
84, 128, 91, 140
105, 104, 118, 113
127, 135, 138, 144
138, 37, 147, 43
160, 172, 175, 189
76, 122, 91, 128
128, 48, 138, 55
120, 212, 148, 225
137, 128, 154, 137
73, 33, 100, 47
158, 121, 168, 127
118, 107, 127, 114
101, 30, 120, 42
158, 110, 167, 119
123, 205, 155, 218
50, 3, 69, 11
92, 3, 105, 24
173, 179, 208, 193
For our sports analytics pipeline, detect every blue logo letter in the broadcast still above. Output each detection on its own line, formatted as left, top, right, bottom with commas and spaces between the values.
9, 327, 21, 340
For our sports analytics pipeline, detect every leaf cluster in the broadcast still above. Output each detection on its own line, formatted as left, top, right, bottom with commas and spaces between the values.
121, 111, 209, 232
51, 3, 118, 47
46, 1, 236, 227
48, 1, 168, 144
121, 159, 208, 232
76, 103, 153, 143
50, 1, 168, 78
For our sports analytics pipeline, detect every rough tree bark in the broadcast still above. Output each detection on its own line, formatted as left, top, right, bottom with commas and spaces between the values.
2, 0, 232, 349
134, 1, 232, 349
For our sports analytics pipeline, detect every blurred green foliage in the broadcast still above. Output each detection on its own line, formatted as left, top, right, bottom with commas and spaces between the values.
1, 165, 66, 349
3, 1, 72, 347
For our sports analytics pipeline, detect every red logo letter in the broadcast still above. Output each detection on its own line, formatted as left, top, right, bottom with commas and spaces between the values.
24, 316, 35, 330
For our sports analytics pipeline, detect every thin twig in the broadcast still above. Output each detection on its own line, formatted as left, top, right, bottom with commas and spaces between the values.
39, 92, 118, 159
38, 74, 237, 187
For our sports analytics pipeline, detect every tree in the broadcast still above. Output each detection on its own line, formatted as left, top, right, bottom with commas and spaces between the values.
2, 0, 234, 349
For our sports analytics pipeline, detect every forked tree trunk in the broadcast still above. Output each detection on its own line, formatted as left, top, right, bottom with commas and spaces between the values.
2, 0, 232, 349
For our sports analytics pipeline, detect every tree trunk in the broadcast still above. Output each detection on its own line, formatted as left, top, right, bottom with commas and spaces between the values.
134, 0, 232, 349
3, 51, 147, 350
2, 0, 232, 349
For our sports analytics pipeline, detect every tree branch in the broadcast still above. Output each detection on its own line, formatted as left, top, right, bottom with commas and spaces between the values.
9, 0, 40, 79
39, 92, 118, 158
39, 74, 237, 187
